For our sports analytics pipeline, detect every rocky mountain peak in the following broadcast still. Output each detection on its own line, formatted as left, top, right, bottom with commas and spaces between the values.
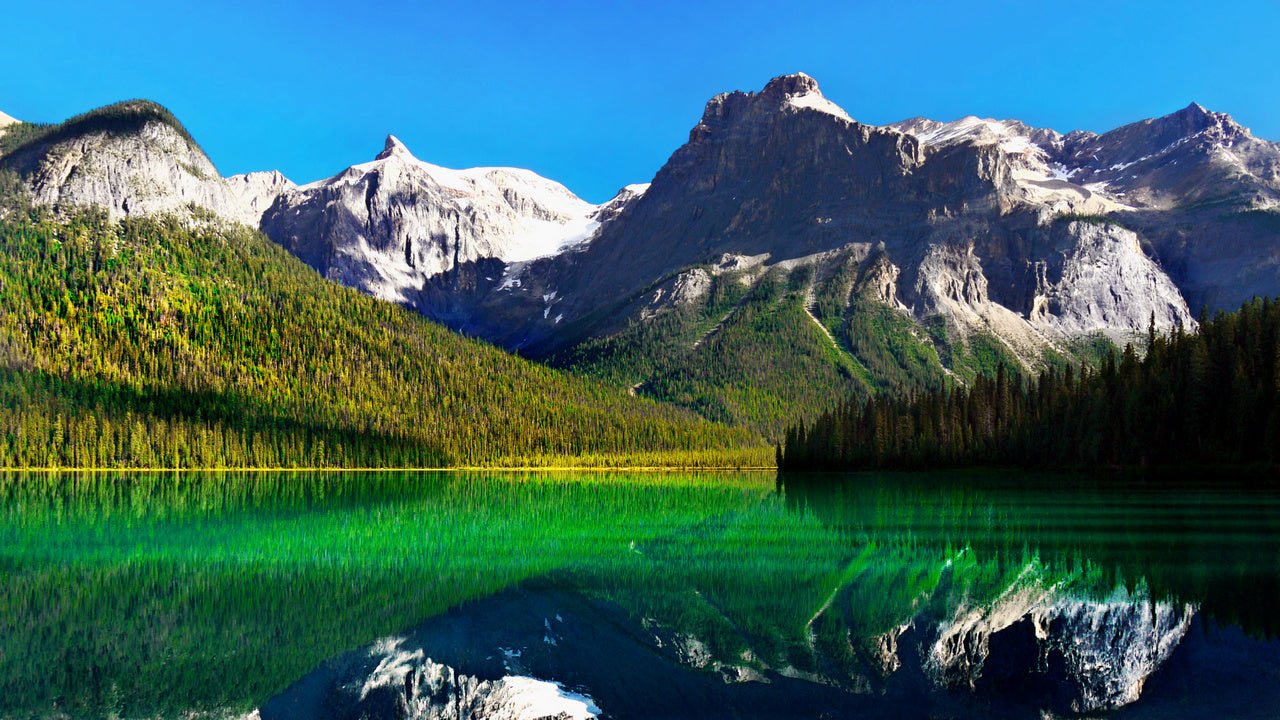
1164, 101, 1247, 139
692, 72, 855, 143
376, 134, 415, 161
760, 72, 821, 98
0, 109, 17, 129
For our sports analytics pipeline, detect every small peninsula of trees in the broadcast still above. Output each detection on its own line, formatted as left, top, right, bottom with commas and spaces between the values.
781, 300, 1280, 470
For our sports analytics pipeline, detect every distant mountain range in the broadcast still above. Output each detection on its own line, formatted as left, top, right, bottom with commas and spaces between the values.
4, 74, 1278, 434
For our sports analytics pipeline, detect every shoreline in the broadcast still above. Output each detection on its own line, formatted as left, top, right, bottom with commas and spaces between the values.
0, 465, 779, 473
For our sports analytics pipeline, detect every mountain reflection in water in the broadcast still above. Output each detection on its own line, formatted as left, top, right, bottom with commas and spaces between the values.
1, 470, 1276, 719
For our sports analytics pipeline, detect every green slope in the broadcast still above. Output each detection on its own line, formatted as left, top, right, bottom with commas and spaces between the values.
558, 252, 1027, 441
560, 265, 875, 441
0, 201, 764, 468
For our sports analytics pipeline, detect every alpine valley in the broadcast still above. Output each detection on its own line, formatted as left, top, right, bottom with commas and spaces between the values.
6, 73, 1277, 442
2, 74, 1280, 443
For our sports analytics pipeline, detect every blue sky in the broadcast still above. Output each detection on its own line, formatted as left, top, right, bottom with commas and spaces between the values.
5, 0, 1278, 202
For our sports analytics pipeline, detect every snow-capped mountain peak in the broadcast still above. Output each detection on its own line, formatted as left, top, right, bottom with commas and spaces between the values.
376, 133, 414, 160
259, 135, 614, 304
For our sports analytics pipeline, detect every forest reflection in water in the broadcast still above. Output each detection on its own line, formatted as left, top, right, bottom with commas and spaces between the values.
0, 469, 1276, 718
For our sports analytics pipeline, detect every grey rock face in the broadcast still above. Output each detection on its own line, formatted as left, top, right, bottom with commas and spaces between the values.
416, 74, 1248, 368
1, 103, 292, 226
1031, 221, 1195, 338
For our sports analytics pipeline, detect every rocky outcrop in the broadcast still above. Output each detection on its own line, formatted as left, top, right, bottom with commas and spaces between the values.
0, 100, 292, 226
1030, 221, 1195, 337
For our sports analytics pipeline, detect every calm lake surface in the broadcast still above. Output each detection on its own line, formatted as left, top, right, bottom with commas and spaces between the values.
1, 470, 1277, 719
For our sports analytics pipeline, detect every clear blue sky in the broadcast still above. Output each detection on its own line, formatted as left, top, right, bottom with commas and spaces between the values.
5, 0, 1278, 202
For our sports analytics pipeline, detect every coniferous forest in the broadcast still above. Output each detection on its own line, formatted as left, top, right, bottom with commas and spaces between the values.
781, 300, 1280, 471
0, 194, 764, 468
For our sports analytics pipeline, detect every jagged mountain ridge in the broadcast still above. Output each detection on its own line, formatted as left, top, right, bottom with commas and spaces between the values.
258, 135, 626, 304
3, 76, 1278, 433
466, 74, 1280, 356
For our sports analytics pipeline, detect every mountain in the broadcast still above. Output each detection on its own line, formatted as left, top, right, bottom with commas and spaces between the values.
258, 135, 618, 306
383, 74, 1229, 433
4, 78, 1278, 438
455, 74, 1280, 362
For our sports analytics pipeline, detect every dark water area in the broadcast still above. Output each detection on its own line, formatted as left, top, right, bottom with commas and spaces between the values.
782, 470, 1280, 639
0, 470, 1277, 719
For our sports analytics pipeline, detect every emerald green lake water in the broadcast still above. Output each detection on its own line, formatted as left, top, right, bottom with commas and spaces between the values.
1, 471, 1277, 719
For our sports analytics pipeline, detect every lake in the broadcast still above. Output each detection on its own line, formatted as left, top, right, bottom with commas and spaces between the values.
1, 470, 1277, 719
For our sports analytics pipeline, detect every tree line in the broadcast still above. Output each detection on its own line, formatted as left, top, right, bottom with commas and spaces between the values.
781, 299, 1280, 470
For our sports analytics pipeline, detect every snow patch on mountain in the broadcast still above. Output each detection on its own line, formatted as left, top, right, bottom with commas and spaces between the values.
260, 134, 614, 304
786, 91, 854, 123
893, 115, 1136, 216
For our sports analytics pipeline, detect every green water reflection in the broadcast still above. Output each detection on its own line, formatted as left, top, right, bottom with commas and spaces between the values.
0, 470, 1275, 717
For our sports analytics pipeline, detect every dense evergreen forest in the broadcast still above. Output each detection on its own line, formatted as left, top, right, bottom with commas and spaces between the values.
781, 300, 1280, 470
0, 190, 765, 468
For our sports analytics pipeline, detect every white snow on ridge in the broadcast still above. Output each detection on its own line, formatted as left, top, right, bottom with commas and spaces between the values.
296, 134, 607, 269
499, 676, 601, 720
787, 92, 854, 123
910, 117, 1055, 154
897, 115, 1138, 215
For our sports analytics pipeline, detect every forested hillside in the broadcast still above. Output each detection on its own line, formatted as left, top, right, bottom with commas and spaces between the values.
0, 193, 763, 468
559, 258, 1031, 440
781, 300, 1280, 470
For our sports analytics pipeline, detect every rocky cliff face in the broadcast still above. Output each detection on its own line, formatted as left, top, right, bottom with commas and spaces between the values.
0, 100, 291, 226
441, 73, 1208, 366
1030, 221, 1193, 338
